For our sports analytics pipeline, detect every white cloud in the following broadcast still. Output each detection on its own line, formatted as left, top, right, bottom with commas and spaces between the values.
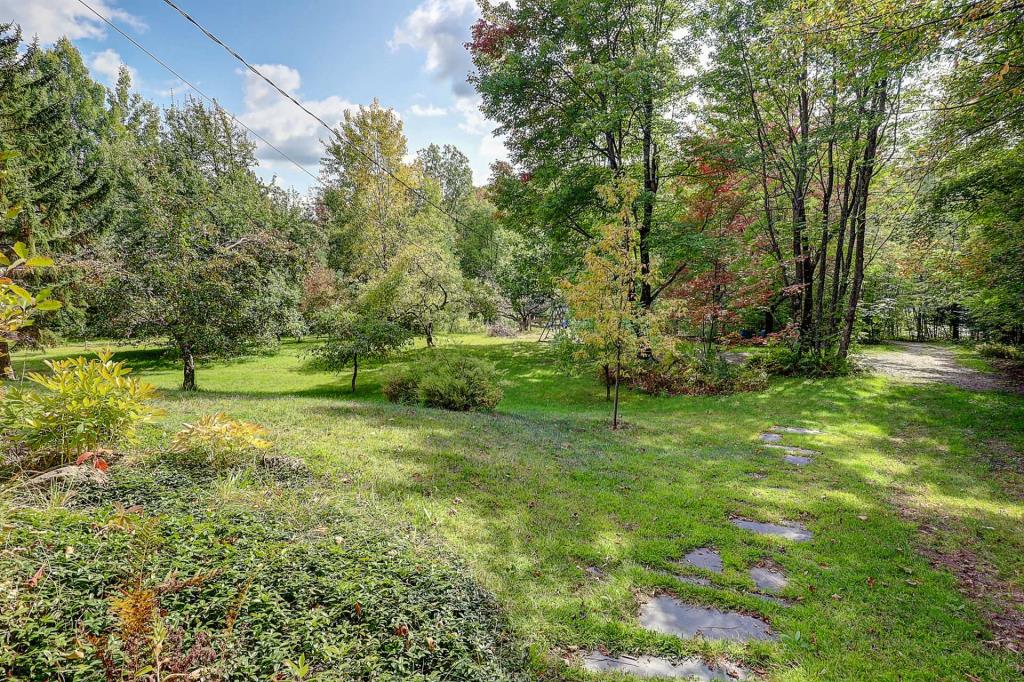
390, 0, 478, 97
392, 2, 509, 179
0, 0, 145, 44
89, 48, 136, 86
409, 103, 448, 117
453, 94, 491, 135
238, 63, 356, 168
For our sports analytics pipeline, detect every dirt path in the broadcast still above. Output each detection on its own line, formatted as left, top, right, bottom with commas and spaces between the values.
860, 342, 1023, 394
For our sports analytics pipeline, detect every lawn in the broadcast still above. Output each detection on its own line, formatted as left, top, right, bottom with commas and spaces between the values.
6, 335, 1024, 680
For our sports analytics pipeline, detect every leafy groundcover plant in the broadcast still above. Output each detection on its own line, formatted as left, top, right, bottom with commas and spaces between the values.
0, 463, 527, 680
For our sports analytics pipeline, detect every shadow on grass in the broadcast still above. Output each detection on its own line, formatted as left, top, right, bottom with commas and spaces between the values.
127, 336, 1024, 677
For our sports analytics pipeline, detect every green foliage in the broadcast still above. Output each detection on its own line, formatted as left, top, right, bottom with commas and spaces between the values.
0, 465, 527, 680
492, 228, 554, 331
0, 241, 60, 348
383, 354, 503, 411
92, 98, 306, 391
381, 366, 423, 405
169, 413, 271, 468
0, 352, 157, 462
625, 347, 769, 396
976, 342, 1024, 362
750, 344, 857, 378
309, 305, 413, 391
416, 143, 473, 216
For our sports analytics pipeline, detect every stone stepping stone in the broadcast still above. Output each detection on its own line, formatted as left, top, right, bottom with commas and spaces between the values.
639, 595, 777, 642
783, 454, 813, 466
731, 517, 813, 541
748, 591, 792, 607
582, 651, 749, 680
762, 444, 821, 456
750, 566, 788, 594
676, 574, 712, 587
682, 547, 723, 573
758, 432, 783, 443
769, 425, 823, 435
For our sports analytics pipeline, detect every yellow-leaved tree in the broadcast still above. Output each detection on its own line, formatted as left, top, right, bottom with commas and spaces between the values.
563, 179, 656, 429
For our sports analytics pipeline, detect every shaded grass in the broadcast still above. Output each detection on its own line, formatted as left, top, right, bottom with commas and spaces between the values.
9, 336, 1024, 680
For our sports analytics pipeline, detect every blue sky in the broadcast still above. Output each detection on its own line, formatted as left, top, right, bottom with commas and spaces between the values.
1, 0, 507, 191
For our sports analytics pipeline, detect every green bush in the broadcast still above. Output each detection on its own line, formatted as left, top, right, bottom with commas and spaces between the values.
0, 351, 158, 464
383, 354, 503, 411
625, 348, 768, 396
381, 366, 422, 404
169, 412, 271, 468
750, 344, 856, 378
419, 356, 504, 411
976, 341, 1024, 361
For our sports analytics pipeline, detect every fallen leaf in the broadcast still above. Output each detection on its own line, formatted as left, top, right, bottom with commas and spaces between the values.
26, 565, 45, 589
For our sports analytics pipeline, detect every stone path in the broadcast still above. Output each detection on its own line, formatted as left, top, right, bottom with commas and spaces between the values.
859, 342, 1023, 394
639, 596, 777, 642
758, 425, 824, 466
582, 652, 749, 680
731, 517, 813, 542
750, 566, 788, 594
571, 424, 828, 678
682, 547, 723, 573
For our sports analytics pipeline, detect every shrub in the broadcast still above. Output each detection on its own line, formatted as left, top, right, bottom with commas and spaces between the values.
381, 366, 422, 404
750, 344, 856, 378
0, 351, 158, 464
170, 413, 271, 468
624, 348, 767, 396
382, 354, 503, 411
419, 357, 504, 411
976, 341, 1024, 361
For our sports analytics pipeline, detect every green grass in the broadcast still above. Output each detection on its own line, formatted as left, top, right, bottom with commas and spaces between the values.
952, 344, 999, 374
8, 336, 1024, 680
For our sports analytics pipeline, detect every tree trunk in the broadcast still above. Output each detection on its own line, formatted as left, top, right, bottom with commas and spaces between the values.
611, 348, 622, 430
0, 341, 14, 380
839, 81, 888, 359
794, 50, 813, 348
639, 97, 658, 308
425, 322, 434, 347
182, 344, 197, 391
351, 353, 358, 393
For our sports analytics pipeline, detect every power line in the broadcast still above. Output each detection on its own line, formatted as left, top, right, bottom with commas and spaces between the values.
75, 0, 323, 188
158, 0, 473, 231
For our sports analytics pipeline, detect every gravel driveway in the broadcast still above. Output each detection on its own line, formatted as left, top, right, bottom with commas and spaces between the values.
859, 342, 1023, 394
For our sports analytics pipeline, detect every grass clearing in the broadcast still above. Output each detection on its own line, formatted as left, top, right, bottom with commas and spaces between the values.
5, 336, 1024, 680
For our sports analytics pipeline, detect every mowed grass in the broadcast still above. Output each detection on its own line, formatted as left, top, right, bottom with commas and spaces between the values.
12, 336, 1024, 680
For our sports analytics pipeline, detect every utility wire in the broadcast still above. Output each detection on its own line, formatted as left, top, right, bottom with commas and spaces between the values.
158, 0, 473, 231
75, 0, 323, 188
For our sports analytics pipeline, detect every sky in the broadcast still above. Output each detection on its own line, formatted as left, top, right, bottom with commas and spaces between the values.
1, 0, 508, 192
